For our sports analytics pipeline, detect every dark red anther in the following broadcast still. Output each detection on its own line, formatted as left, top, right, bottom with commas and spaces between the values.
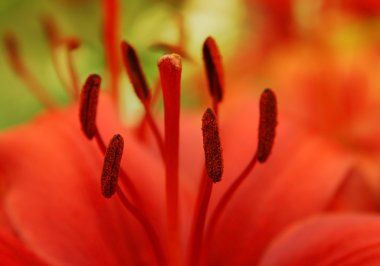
203, 36, 224, 102
41, 15, 59, 45
121, 41, 150, 102
202, 108, 223, 182
257, 89, 277, 163
66, 38, 81, 50
79, 74, 101, 139
3, 32, 24, 73
101, 134, 124, 198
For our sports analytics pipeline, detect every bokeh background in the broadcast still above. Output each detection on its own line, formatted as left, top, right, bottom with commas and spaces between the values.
1, 0, 380, 136
0, 0, 245, 129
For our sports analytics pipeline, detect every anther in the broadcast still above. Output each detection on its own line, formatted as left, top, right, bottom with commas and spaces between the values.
203, 36, 224, 102
3, 32, 57, 109
121, 41, 150, 102
41, 15, 59, 45
66, 38, 81, 50
257, 89, 277, 163
79, 74, 101, 139
3, 32, 24, 73
202, 108, 223, 182
101, 134, 124, 198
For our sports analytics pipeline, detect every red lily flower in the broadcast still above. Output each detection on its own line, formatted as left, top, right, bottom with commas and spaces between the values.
0, 80, 378, 265
1, 1, 380, 265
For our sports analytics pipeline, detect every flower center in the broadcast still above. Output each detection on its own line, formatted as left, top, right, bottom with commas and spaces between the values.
77, 36, 277, 266
4, 12, 278, 266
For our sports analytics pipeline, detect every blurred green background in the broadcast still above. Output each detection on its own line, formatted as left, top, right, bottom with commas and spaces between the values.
0, 0, 246, 129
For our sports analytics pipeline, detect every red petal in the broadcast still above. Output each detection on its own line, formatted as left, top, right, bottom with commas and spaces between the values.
259, 214, 380, 266
0, 95, 164, 265
0, 229, 48, 265
326, 167, 379, 212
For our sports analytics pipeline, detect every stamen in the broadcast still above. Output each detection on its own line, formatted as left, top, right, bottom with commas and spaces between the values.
102, 0, 120, 103
94, 130, 144, 208
79, 76, 144, 207
41, 15, 59, 45
65, 38, 80, 50
158, 54, 182, 266
188, 108, 223, 266
204, 154, 257, 249
257, 88, 277, 163
3, 32, 57, 109
79, 74, 101, 140
135, 79, 161, 137
202, 108, 223, 182
121, 41, 150, 102
144, 111, 165, 159
116, 186, 166, 265
41, 16, 71, 97
177, 14, 186, 49
121, 41, 165, 158
203, 36, 224, 112
3, 33, 24, 74
41, 16, 80, 99
205, 89, 278, 248
101, 134, 124, 198
100, 142, 166, 264
66, 39, 80, 99
188, 172, 213, 266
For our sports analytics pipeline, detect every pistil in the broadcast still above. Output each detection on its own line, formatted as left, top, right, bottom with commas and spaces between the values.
158, 54, 182, 266
102, 0, 120, 104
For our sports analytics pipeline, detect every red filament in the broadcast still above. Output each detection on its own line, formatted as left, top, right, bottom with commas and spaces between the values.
79, 74, 101, 139
257, 89, 277, 163
202, 108, 223, 182
41, 16, 80, 99
101, 134, 124, 198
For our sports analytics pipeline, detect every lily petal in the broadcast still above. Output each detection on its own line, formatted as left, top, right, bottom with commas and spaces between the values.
259, 214, 380, 266
0, 229, 48, 266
